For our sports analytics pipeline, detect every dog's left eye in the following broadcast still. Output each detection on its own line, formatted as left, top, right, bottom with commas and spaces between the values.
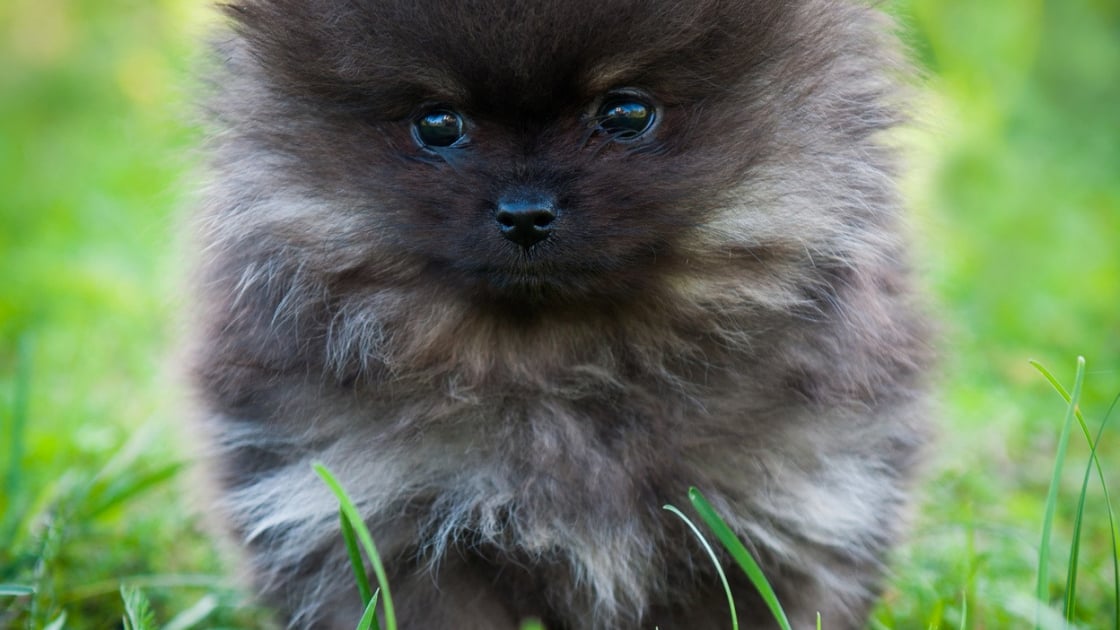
413, 109, 466, 148
595, 94, 656, 140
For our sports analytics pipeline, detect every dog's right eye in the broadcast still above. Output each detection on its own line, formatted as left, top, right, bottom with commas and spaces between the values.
594, 93, 657, 141
413, 109, 466, 148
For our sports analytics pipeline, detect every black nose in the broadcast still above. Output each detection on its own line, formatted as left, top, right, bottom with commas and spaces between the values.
495, 196, 557, 250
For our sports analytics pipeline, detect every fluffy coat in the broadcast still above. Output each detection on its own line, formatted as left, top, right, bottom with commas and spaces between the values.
189, 0, 933, 627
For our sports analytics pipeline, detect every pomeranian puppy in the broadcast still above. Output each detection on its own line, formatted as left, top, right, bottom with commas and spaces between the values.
188, 0, 933, 628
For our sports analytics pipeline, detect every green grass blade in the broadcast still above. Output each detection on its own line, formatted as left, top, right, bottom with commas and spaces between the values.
43, 611, 67, 630
356, 589, 381, 630
663, 504, 739, 630
1033, 360, 1120, 628
341, 508, 375, 607
120, 584, 158, 630
518, 619, 545, 630
1069, 392, 1120, 628
1062, 393, 1118, 622
687, 487, 793, 630
1065, 436, 1091, 622
1034, 356, 1086, 630
1031, 359, 1106, 447
85, 462, 184, 520
313, 463, 397, 630
162, 594, 219, 630
1097, 394, 1120, 630
0, 584, 35, 596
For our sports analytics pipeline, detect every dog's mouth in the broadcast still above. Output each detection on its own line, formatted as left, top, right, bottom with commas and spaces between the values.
470, 262, 592, 298
419, 229, 676, 308
464, 255, 671, 313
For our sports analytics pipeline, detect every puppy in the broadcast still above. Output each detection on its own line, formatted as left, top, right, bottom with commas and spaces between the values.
189, 0, 933, 628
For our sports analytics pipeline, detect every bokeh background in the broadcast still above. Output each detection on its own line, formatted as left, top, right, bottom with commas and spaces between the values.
1, 0, 1117, 627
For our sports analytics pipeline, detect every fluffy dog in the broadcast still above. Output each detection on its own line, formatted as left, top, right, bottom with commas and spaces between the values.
189, 1, 933, 627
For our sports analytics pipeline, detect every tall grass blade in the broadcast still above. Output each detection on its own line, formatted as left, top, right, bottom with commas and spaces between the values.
313, 463, 397, 630
340, 508, 374, 607
1066, 447, 1089, 622
687, 487, 793, 630
1063, 393, 1118, 622
663, 504, 739, 630
1033, 359, 1120, 629
356, 589, 381, 630
518, 618, 546, 630
1097, 394, 1120, 630
1034, 357, 1086, 630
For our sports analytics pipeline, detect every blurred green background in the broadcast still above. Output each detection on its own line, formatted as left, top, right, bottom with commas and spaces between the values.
1, 0, 1117, 627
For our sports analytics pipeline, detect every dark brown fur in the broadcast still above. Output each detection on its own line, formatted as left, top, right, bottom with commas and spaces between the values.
189, 1, 933, 628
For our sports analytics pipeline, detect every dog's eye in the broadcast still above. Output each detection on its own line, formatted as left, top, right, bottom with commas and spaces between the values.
413, 109, 465, 148
595, 94, 656, 140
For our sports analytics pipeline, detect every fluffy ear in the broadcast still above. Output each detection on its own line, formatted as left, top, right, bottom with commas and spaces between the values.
214, 0, 428, 113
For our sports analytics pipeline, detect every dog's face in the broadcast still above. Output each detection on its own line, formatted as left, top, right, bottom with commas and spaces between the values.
213, 0, 866, 312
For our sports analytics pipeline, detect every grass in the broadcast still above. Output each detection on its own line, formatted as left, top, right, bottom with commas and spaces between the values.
664, 489, 794, 630
1035, 358, 1087, 628
1, 0, 1118, 627
313, 463, 397, 630
1031, 360, 1120, 628
663, 502, 744, 630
